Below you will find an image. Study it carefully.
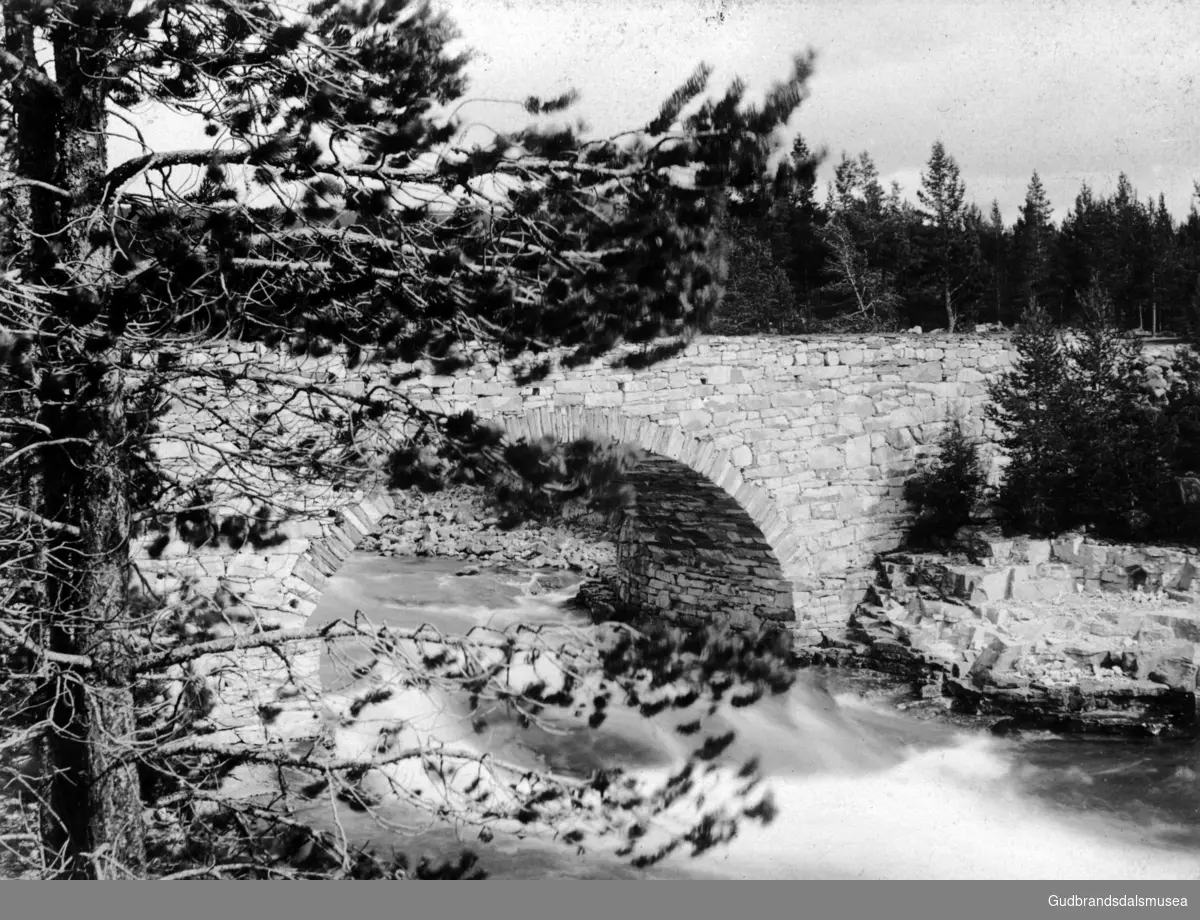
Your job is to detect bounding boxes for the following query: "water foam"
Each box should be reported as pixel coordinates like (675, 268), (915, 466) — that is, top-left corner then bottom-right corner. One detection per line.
(663, 735), (1198, 879)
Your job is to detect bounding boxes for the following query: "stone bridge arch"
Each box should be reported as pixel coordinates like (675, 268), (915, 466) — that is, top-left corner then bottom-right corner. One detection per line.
(493, 406), (796, 628)
(137, 330), (1069, 671)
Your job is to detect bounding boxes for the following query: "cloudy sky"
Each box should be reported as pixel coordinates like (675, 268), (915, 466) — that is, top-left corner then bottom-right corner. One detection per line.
(436, 0), (1200, 223)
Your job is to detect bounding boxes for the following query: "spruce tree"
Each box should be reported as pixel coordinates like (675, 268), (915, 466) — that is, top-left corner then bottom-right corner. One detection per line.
(915, 140), (968, 330)
(986, 301), (1073, 533)
(1011, 171), (1056, 317)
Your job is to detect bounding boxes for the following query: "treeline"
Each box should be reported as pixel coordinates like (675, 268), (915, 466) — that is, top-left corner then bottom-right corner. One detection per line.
(711, 137), (1200, 336)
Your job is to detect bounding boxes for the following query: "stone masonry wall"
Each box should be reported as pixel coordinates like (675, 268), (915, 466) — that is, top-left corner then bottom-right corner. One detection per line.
(613, 455), (794, 630)
(411, 333), (1023, 634)
(139, 333), (1188, 657)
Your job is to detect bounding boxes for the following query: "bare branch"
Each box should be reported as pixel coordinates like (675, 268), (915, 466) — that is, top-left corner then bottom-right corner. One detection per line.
(0, 504), (82, 538)
(0, 621), (94, 670)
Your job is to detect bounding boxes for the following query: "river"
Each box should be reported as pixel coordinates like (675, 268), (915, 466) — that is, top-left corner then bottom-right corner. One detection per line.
(298, 553), (1200, 879)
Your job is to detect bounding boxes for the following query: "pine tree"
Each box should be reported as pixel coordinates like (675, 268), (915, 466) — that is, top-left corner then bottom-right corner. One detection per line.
(0, 0), (810, 879)
(1065, 284), (1159, 535)
(1108, 173), (1156, 329)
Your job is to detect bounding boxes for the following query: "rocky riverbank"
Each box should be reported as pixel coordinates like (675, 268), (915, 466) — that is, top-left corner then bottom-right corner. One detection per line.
(359, 487), (618, 578)
(796, 527), (1200, 738)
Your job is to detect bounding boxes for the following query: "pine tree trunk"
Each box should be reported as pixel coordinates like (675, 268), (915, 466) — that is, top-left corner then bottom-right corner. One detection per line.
(944, 279), (956, 332)
(41, 367), (146, 878)
(18, 7), (148, 877)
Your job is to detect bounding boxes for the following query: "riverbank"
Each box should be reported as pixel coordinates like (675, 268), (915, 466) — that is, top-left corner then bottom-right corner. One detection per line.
(792, 528), (1200, 739)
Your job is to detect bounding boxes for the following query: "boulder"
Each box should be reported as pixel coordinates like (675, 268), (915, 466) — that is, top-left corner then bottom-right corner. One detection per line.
(1133, 642), (1198, 688)
(1147, 656), (1199, 690)
(1173, 560), (1200, 592)
(967, 636), (1029, 686)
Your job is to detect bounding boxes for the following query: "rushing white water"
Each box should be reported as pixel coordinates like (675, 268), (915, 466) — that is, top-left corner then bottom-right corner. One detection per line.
(304, 554), (1200, 880)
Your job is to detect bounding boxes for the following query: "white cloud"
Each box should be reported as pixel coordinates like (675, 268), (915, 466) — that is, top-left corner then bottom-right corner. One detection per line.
(439, 0), (1200, 222)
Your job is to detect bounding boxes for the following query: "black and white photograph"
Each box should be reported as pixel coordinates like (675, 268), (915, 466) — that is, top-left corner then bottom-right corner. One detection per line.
(0, 0), (1198, 904)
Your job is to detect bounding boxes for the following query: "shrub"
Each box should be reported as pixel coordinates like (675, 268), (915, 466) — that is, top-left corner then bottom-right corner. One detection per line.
(904, 419), (988, 546)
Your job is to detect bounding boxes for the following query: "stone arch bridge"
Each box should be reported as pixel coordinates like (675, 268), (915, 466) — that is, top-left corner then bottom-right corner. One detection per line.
(133, 331), (1194, 747)
(142, 333), (1041, 651)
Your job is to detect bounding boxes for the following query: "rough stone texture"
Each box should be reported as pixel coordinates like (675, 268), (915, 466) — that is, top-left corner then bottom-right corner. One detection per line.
(801, 526), (1200, 736)
(405, 333), (1026, 633)
(134, 334), (1192, 645)
(614, 455), (793, 629)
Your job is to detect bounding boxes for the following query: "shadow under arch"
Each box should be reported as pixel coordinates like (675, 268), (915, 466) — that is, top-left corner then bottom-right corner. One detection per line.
(494, 406), (796, 629)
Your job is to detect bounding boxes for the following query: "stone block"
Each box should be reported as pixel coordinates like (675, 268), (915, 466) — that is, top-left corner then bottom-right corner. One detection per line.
(1050, 533), (1086, 564)
(1145, 612), (1200, 643)
(1088, 620), (1129, 638)
(1174, 560), (1200, 591)
(844, 435), (872, 469)
(1134, 642), (1199, 688)
(968, 637), (1029, 685)
(834, 395), (874, 418)
(980, 604), (1010, 627)
(1008, 565), (1076, 602)
(1147, 655), (1199, 690)
(919, 598), (974, 622)
(809, 445), (843, 470)
(1014, 538), (1051, 566)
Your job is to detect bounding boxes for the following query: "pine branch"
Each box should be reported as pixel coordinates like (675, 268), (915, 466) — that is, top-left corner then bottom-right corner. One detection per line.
(227, 257), (403, 278)
(151, 739), (582, 788)
(0, 176), (73, 199)
(101, 147), (254, 202)
(132, 618), (523, 674)
(0, 724), (45, 756)
(0, 621), (93, 670)
(0, 48), (61, 99)
(0, 504), (82, 538)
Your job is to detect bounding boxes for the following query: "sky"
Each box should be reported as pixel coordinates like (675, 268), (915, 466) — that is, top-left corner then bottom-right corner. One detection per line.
(433, 0), (1200, 223)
